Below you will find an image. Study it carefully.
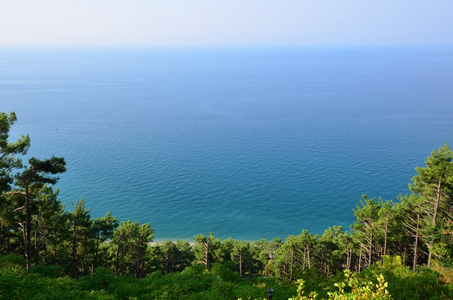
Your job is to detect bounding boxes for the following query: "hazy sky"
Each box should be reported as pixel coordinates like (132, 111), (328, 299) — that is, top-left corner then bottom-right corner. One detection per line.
(1, 0), (452, 45)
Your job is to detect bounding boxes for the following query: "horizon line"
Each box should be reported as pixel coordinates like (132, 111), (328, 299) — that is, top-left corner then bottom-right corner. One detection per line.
(1, 42), (452, 48)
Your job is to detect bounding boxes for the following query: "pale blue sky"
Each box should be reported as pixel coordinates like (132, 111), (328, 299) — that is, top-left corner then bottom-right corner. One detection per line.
(1, 0), (452, 45)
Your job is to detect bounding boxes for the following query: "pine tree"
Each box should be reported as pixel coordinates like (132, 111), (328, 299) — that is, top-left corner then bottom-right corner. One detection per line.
(15, 156), (66, 268)
(409, 143), (453, 265)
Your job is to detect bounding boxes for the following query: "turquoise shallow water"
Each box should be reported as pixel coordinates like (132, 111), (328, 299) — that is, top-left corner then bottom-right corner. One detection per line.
(1, 46), (453, 241)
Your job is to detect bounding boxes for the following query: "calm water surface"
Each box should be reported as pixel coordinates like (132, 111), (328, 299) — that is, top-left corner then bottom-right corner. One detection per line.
(1, 45), (452, 241)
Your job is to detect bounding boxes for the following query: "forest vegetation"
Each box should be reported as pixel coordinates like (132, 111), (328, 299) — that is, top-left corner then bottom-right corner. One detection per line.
(1, 111), (453, 299)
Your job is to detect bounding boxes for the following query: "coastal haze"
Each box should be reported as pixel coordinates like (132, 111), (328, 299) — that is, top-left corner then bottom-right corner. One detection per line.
(1, 46), (453, 240)
(1, 1), (453, 46)
(1, 1), (453, 241)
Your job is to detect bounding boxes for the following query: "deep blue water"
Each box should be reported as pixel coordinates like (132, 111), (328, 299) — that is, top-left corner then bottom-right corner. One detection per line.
(1, 45), (452, 241)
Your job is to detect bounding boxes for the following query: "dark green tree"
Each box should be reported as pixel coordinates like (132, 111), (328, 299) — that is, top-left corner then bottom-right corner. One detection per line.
(231, 240), (251, 276)
(154, 240), (194, 274)
(0, 112), (30, 255)
(69, 199), (92, 277)
(319, 226), (352, 276)
(31, 185), (64, 265)
(15, 156), (66, 268)
(91, 212), (118, 269)
(160, 240), (178, 274)
(112, 220), (154, 277)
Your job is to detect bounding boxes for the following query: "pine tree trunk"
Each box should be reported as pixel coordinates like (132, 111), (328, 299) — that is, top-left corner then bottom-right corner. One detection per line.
(413, 213), (420, 272)
(368, 230), (373, 267)
(346, 246), (351, 270)
(71, 222), (78, 277)
(43, 230), (47, 263)
(94, 231), (100, 269)
(82, 236), (88, 276)
(433, 176), (443, 227)
(290, 250), (294, 280)
(402, 239), (407, 265)
(7, 229), (11, 254)
(239, 252), (242, 276)
(303, 248), (306, 270)
(427, 177), (444, 267)
(52, 234), (57, 264)
(135, 236), (142, 277)
(25, 184), (31, 269)
(358, 246), (363, 272)
(204, 242), (209, 269)
(34, 216), (40, 266)
(284, 253), (288, 275)
(384, 212), (389, 257)
(115, 240), (121, 276)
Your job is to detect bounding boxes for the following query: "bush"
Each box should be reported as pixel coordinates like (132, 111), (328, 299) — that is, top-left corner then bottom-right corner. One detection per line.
(77, 267), (116, 293)
(29, 264), (64, 278)
(0, 254), (27, 275)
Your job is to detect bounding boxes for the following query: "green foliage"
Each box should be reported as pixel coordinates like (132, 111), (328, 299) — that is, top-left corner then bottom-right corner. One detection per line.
(0, 267), (117, 299)
(364, 258), (453, 299)
(211, 261), (242, 282)
(111, 220), (154, 277)
(352, 195), (391, 269)
(0, 254), (27, 274)
(288, 270), (391, 299)
(15, 156), (67, 188)
(77, 267), (115, 292)
(376, 255), (402, 270)
(326, 270), (391, 299)
(29, 264), (64, 278)
(150, 240), (195, 274)
(289, 279), (318, 299)
(0, 111), (30, 193)
(2, 257), (453, 300)
(409, 143), (453, 263)
(193, 232), (221, 269)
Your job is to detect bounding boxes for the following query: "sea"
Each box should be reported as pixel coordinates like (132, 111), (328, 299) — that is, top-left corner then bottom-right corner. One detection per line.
(0, 45), (452, 241)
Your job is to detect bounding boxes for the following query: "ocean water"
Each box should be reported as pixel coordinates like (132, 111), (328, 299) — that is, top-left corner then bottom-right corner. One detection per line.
(1, 45), (452, 241)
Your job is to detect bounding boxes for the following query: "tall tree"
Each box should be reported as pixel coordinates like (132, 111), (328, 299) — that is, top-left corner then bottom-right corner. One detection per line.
(377, 200), (396, 258)
(396, 194), (427, 271)
(231, 240), (251, 276)
(91, 212), (118, 270)
(0, 112), (30, 253)
(409, 143), (453, 264)
(352, 195), (382, 269)
(160, 240), (179, 275)
(112, 220), (154, 277)
(15, 156), (66, 268)
(69, 199), (92, 277)
(193, 232), (220, 269)
(319, 226), (352, 275)
(274, 232), (317, 280)
(31, 185), (63, 265)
